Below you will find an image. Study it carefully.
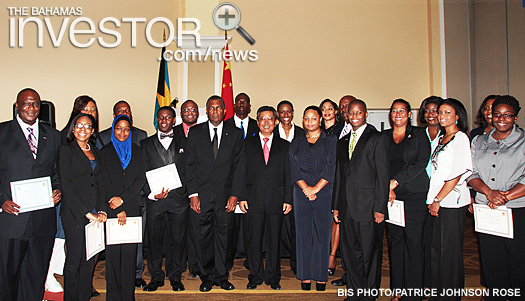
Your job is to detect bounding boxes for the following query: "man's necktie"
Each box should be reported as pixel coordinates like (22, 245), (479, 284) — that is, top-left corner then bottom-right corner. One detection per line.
(27, 127), (37, 158)
(263, 137), (270, 165)
(348, 132), (357, 160)
(340, 124), (350, 139)
(160, 132), (174, 139)
(240, 120), (246, 139)
(212, 128), (218, 159)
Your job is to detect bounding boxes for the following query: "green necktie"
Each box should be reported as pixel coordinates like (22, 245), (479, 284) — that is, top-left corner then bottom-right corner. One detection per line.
(348, 132), (357, 159)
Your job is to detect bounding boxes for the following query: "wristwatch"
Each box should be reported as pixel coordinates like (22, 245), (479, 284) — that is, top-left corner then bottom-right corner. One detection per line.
(433, 197), (441, 204)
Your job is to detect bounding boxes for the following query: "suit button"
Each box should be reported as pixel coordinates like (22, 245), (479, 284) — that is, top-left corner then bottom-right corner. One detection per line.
(91, 184), (94, 187)
(91, 173), (93, 176)
(494, 152), (497, 155)
(492, 164), (496, 168)
(491, 178), (495, 181)
(123, 172), (126, 175)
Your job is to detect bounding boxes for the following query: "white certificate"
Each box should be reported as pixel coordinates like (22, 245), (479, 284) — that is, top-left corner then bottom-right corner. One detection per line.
(473, 204), (514, 239)
(145, 163), (182, 197)
(85, 222), (105, 261)
(106, 217), (142, 245)
(10, 176), (54, 213)
(386, 200), (405, 227)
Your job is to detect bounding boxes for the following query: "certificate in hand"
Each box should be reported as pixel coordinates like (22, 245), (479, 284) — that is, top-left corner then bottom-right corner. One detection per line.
(473, 204), (514, 239)
(106, 217), (143, 245)
(10, 176), (54, 213)
(85, 222), (105, 261)
(145, 163), (182, 196)
(386, 200), (405, 227)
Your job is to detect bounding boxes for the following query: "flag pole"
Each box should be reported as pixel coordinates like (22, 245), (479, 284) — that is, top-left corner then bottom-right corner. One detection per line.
(163, 29), (166, 42)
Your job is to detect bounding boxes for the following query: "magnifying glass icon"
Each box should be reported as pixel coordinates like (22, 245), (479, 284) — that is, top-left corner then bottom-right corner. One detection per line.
(212, 3), (255, 45)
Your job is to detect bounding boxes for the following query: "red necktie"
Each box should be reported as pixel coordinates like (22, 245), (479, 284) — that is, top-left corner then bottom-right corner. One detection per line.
(263, 138), (269, 165)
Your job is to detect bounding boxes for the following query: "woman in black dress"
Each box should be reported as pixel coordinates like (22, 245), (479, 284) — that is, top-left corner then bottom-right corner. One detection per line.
(59, 113), (106, 300)
(289, 106), (337, 291)
(383, 99), (430, 300)
(470, 95), (500, 139)
(320, 98), (339, 136)
(99, 115), (146, 301)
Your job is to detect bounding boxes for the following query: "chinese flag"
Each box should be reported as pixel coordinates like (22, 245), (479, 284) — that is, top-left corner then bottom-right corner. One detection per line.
(221, 43), (234, 120)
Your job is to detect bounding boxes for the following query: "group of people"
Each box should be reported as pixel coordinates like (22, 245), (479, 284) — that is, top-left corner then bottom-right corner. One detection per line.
(0, 87), (523, 301)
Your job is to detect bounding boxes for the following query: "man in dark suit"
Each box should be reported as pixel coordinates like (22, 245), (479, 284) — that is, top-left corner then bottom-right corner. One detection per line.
(224, 92), (258, 270)
(0, 88), (62, 300)
(141, 106), (188, 292)
(186, 95), (246, 292)
(240, 106), (292, 290)
(174, 99), (199, 139)
(333, 99), (389, 301)
(273, 100), (303, 275)
(98, 100), (148, 287)
(173, 99), (200, 279)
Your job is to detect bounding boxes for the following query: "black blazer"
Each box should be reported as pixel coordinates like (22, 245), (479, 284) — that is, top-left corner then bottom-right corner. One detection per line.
(224, 117), (258, 138)
(244, 135), (292, 214)
(0, 119), (61, 238)
(333, 125), (390, 222)
(382, 125), (430, 194)
(273, 124), (305, 142)
(185, 122), (247, 208)
(58, 141), (102, 220)
(99, 126), (148, 146)
(99, 143), (146, 217)
(140, 133), (187, 200)
(173, 124), (186, 139)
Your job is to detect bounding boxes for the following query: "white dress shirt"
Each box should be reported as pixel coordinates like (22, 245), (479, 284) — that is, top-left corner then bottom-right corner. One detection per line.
(259, 132), (273, 151)
(234, 115), (250, 138)
(17, 115), (39, 158)
(208, 121), (224, 148)
(157, 130), (173, 150)
(278, 123), (296, 142)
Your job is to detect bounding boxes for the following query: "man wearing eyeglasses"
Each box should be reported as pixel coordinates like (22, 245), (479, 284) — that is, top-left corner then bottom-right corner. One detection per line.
(174, 100), (200, 139)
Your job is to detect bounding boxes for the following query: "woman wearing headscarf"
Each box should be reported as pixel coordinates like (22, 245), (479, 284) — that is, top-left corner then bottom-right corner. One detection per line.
(99, 115), (146, 300)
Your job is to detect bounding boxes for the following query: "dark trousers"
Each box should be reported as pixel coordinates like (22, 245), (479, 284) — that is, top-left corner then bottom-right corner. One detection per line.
(190, 202), (232, 283)
(281, 208), (297, 271)
(146, 198), (188, 282)
(186, 220), (200, 275)
(244, 211), (284, 285)
(226, 211), (245, 270)
(135, 204), (146, 279)
(341, 216), (384, 301)
(423, 212), (433, 288)
(430, 205), (468, 301)
(0, 224), (54, 301)
(62, 216), (95, 301)
(106, 243), (137, 301)
(387, 208), (426, 301)
(479, 207), (525, 301)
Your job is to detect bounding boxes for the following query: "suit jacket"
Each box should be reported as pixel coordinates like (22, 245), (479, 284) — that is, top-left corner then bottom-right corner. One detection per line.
(382, 125), (430, 194)
(244, 135), (292, 214)
(224, 117), (258, 138)
(140, 133), (187, 200)
(0, 119), (61, 238)
(185, 122), (247, 208)
(174, 124), (186, 139)
(99, 143), (146, 217)
(99, 126), (148, 146)
(333, 125), (390, 222)
(272, 124), (305, 142)
(58, 141), (102, 220)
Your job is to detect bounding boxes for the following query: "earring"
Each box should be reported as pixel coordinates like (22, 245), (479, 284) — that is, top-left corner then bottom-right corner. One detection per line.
(456, 120), (458, 124)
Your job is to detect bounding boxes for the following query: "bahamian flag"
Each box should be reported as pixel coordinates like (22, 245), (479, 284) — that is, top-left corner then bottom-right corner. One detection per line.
(154, 46), (171, 129)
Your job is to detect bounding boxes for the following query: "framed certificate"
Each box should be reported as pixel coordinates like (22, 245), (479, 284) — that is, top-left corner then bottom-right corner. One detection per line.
(106, 217), (143, 245)
(85, 222), (105, 261)
(145, 163), (182, 196)
(473, 204), (514, 239)
(10, 176), (54, 213)
(386, 200), (405, 227)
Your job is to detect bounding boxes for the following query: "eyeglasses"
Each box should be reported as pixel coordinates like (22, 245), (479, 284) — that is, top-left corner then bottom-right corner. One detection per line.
(493, 113), (515, 120)
(182, 108), (197, 113)
(74, 123), (93, 130)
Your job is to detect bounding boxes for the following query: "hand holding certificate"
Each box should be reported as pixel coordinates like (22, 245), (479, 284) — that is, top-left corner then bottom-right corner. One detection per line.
(85, 221), (105, 260)
(10, 176), (54, 213)
(145, 163), (182, 199)
(473, 204), (514, 239)
(106, 217), (143, 245)
(386, 200), (405, 227)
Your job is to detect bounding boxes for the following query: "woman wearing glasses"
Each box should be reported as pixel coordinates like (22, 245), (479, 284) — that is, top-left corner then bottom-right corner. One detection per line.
(426, 98), (472, 300)
(468, 96), (525, 299)
(58, 113), (106, 300)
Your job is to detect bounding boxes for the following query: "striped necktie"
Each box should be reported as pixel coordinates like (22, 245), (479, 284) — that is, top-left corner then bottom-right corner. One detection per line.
(27, 127), (37, 158)
(348, 132), (357, 160)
